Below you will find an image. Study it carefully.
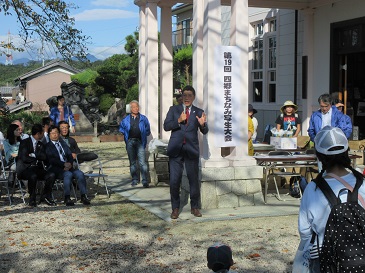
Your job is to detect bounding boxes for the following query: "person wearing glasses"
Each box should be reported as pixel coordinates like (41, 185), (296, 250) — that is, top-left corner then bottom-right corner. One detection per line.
(308, 93), (352, 142)
(163, 85), (208, 219)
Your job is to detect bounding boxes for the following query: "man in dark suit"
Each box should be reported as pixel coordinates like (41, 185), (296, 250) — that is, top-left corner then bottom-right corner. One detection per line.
(163, 85), (208, 219)
(16, 124), (56, 207)
(58, 120), (80, 158)
(45, 125), (90, 206)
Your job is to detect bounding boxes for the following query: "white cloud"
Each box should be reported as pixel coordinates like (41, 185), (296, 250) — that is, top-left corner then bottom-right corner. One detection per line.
(73, 9), (138, 21)
(91, 0), (130, 8)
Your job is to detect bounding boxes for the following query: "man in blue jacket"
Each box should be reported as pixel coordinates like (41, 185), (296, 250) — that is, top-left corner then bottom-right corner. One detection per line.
(119, 100), (151, 188)
(308, 93), (352, 142)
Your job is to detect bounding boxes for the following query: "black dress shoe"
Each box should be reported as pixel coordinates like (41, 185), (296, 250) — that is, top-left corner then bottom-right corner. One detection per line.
(142, 183), (149, 188)
(29, 199), (37, 207)
(64, 196), (75, 206)
(81, 194), (91, 205)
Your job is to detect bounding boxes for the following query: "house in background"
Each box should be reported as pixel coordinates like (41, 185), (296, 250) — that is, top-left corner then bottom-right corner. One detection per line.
(15, 59), (80, 112)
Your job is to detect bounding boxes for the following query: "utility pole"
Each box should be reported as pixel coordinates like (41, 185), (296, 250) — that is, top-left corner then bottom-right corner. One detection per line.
(5, 30), (13, 65)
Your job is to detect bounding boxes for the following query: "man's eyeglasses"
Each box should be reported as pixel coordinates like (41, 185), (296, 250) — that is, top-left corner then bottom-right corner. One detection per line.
(182, 94), (194, 98)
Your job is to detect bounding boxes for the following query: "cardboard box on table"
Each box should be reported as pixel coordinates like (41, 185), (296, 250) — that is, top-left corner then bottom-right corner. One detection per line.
(270, 137), (297, 149)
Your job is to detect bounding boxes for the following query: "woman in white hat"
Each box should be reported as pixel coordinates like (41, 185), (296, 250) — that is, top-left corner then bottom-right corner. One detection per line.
(275, 100), (301, 137)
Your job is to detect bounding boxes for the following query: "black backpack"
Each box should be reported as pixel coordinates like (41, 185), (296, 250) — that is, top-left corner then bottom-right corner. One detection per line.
(314, 175), (365, 273)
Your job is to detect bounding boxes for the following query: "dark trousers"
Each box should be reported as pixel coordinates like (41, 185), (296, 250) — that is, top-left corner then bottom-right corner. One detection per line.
(169, 146), (200, 210)
(18, 166), (55, 199)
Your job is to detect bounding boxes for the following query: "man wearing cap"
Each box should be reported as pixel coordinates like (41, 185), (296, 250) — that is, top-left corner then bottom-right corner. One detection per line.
(164, 85), (208, 219)
(275, 101), (301, 137)
(308, 93), (352, 142)
(207, 242), (236, 273)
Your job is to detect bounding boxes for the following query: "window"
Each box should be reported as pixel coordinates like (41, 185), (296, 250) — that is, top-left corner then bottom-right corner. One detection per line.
(269, 20), (277, 32)
(252, 39), (263, 70)
(268, 71), (276, 102)
(250, 17), (277, 103)
(253, 22), (264, 36)
(269, 37), (276, 68)
(253, 81), (263, 102)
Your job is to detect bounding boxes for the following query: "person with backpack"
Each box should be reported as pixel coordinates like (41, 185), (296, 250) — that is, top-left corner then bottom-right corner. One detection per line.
(296, 126), (365, 272)
(275, 100), (301, 137)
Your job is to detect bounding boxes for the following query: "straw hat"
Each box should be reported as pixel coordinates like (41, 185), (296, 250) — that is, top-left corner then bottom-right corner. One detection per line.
(280, 100), (298, 113)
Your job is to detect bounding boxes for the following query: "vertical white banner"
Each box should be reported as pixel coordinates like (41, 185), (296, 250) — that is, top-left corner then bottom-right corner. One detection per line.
(214, 46), (242, 147)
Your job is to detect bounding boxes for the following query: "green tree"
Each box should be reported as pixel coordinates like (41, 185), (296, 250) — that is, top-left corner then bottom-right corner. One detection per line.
(94, 31), (139, 99)
(0, 0), (88, 62)
(173, 45), (193, 88)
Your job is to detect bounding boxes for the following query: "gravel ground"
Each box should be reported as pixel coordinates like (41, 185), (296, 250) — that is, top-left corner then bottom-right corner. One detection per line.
(0, 142), (299, 273)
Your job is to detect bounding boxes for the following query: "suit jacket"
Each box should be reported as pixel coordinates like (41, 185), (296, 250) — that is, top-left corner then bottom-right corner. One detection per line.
(62, 136), (81, 154)
(45, 139), (74, 174)
(163, 104), (208, 158)
(16, 137), (47, 176)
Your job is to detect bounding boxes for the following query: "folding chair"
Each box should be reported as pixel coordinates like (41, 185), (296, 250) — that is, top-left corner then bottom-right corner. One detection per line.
(53, 178), (78, 201)
(0, 150), (26, 205)
(266, 151), (303, 201)
(76, 152), (110, 198)
(0, 151), (12, 204)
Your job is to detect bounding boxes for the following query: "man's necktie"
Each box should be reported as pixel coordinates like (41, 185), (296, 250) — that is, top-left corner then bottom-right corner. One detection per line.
(185, 107), (190, 124)
(55, 142), (66, 162)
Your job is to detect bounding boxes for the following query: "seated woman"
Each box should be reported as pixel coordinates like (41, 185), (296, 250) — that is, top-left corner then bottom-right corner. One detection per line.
(3, 123), (22, 171)
(275, 100), (301, 137)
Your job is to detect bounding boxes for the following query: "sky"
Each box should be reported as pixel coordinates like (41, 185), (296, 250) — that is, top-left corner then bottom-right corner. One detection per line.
(0, 0), (141, 64)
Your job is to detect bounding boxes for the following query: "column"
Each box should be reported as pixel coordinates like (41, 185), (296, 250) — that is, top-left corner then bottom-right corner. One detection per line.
(137, 4), (146, 114)
(301, 10), (314, 135)
(229, 0), (252, 162)
(145, 0), (159, 139)
(159, 3), (173, 140)
(193, 0), (204, 108)
(202, 0), (228, 167)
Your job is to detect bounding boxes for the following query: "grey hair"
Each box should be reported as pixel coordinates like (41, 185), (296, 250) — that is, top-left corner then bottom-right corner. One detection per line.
(129, 100), (139, 106)
(318, 93), (332, 105)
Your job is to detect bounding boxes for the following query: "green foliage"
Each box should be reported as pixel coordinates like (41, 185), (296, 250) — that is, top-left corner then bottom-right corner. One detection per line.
(71, 69), (102, 97)
(99, 94), (115, 115)
(94, 32), (139, 99)
(125, 84), (139, 104)
(0, 63), (43, 86)
(0, 111), (45, 135)
(173, 45), (193, 88)
(0, 0), (88, 62)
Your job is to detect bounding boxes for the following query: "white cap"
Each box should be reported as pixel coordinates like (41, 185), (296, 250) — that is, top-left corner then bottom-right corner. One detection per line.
(314, 126), (348, 155)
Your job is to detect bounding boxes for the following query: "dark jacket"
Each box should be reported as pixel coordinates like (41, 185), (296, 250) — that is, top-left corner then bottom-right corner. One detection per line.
(16, 137), (47, 176)
(163, 104), (208, 159)
(45, 139), (73, 174)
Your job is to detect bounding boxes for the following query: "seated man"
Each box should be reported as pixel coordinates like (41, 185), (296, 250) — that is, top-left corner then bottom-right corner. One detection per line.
(45, 125), (91, 206)
(58, 120), (80, 159)
(41, 117), (53, 144)
(16, 124), (56, 207)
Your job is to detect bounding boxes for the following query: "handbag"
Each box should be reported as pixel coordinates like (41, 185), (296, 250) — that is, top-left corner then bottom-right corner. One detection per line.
(292, 233), (316, 273)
